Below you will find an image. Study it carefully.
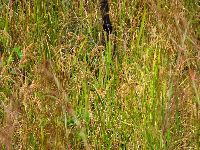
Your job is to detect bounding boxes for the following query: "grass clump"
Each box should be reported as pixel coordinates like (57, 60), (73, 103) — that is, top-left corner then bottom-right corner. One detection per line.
(0, 0), (199, 149)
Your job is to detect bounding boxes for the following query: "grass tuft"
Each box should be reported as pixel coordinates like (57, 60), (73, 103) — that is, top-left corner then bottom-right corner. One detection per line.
(0, 0), (199, 149)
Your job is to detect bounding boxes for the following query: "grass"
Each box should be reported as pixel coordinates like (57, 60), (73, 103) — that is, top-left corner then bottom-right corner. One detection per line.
(0, 0), (199, 149)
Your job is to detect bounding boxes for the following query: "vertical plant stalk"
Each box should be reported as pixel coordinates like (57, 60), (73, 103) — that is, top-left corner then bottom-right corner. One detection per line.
(100, 0), (117, 59)
(100, 0), (113, 38)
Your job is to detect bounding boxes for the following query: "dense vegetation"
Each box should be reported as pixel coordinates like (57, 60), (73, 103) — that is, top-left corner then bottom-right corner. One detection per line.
(0, 0), (199, 149)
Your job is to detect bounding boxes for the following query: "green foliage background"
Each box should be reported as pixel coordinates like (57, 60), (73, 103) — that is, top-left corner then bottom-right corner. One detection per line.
(0, 0), (199, 149)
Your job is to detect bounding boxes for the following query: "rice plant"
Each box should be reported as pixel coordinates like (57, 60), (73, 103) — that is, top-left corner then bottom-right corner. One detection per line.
(0, 0), (199, 149)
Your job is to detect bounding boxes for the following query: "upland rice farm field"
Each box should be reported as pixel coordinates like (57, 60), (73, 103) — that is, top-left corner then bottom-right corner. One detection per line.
(8, 0), (113, 36)
(0, 0), (199, 149)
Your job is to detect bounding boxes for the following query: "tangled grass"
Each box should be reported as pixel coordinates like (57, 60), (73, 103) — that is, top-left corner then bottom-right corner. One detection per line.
(0, 0), (199, 149)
